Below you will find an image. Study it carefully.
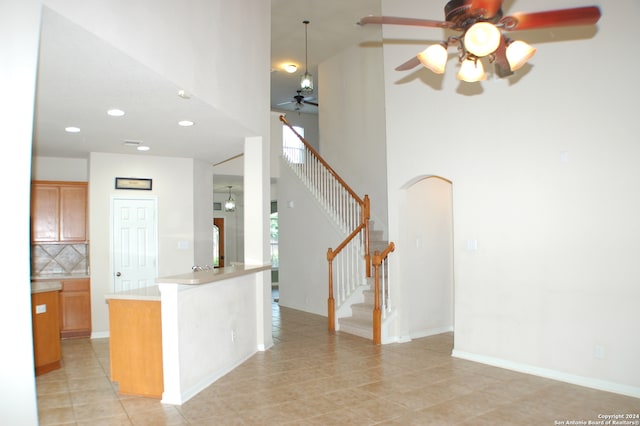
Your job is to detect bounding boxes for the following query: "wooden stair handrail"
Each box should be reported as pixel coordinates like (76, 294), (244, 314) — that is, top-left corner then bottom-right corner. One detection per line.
(373, 242), (395, 345)
(280, 115), (363, 204)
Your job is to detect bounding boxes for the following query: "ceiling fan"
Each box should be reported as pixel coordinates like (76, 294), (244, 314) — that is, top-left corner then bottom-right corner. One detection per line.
(277, 90), (318, 111)
(359, 0), (601, 82)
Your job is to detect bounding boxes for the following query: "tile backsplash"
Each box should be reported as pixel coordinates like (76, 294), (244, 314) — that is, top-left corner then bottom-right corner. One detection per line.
(32, 244), (89, 276)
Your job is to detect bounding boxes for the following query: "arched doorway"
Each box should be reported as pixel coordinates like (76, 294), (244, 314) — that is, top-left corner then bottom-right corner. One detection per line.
(403, 176), (454, 337)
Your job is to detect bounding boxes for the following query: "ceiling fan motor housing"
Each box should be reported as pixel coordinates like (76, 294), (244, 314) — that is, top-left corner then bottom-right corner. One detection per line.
(445, 0), (503, 29)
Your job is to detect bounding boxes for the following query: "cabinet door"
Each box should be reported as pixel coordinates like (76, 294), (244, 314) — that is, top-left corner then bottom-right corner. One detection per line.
(32, 291), (61, 375)
(60, 185), (87, 242)
(59, 279), (91, 338)
(31, 185), (60, 242)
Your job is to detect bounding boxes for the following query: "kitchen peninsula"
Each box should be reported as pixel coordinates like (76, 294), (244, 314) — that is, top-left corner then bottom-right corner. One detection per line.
(105, 263), (272, 404)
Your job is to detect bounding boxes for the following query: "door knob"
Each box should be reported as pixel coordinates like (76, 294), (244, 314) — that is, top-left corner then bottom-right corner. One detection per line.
(116, 272), (121, 277)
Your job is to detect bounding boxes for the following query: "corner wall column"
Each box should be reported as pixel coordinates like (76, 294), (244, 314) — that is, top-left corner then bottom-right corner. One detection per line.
(244, 136), (273, 351)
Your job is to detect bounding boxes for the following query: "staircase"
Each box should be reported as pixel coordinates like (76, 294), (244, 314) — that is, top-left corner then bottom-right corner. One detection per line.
(338, 225), (389, 340)
(279, 115), (395, 343)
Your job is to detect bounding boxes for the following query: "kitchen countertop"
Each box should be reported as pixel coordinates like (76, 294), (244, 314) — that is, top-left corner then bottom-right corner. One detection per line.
(105, 285), (161, 301)
(156, 264), (272, 285)
(104, 264), (271, 301)
(31, 281), (62, 294)
(32, 274), (90, 281)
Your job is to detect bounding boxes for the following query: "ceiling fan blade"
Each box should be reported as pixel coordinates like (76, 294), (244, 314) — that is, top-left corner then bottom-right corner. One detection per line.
(500, 6), (601, 31)
(303, 100), (318, 106)
(359, 15), (453, 29)
(395, 56), (421, 71)
(492, 35), (513, 78)
(470, 0), (503, 18)
(276, 100), (294, 106)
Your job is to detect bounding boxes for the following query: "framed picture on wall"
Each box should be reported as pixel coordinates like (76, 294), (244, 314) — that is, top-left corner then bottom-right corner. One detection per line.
(115, 177), (153, 190)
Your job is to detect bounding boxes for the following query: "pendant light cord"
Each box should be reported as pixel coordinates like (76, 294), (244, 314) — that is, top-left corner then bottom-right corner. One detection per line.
(303, 20), (310, 73)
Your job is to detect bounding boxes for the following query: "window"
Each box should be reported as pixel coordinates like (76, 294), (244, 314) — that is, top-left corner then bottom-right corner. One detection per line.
(283, 125), (304, 164)
(213, 224), (220, 267)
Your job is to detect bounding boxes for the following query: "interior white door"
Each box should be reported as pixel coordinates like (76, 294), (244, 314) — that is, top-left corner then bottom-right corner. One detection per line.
(112, 197), (158, 292)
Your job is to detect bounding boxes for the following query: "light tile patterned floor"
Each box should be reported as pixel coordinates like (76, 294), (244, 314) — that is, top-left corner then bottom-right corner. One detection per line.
(36, 293), (639, 425)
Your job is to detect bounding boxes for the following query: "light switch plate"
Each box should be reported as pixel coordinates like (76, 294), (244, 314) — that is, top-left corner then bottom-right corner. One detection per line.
(35, 304), (47, 314)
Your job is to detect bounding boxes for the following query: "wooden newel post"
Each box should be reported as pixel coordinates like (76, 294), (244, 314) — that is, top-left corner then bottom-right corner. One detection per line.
(327, 248), (336, 333)
(363, 195), (371, 278)
(373, 250), (382, 345)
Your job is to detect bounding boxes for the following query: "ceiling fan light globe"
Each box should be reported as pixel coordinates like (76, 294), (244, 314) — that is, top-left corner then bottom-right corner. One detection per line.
(457, 58), (486, 82)
(464, 22), (501, 57)
(417, 44), (448, 74)
(506, 40), (537, 71)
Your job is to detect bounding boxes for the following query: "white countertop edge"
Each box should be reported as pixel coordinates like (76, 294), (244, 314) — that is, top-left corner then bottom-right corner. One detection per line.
(104, 265), (271, 300)
(156, 264), (272, 285)
(105, 285), (161, 301)
(32, 275), (90, 281)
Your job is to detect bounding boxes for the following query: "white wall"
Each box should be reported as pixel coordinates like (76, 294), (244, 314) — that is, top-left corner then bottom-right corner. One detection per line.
(278, 163), (344, 316)
(160, 274), (258, 404)
(382, 0), (640, 396)
(0, 1), (41, 424)
(193, 160), (214, 266)
(320, 41), (389, 233)
(89, 153), (198, 335)
(32, 156), (88, 181)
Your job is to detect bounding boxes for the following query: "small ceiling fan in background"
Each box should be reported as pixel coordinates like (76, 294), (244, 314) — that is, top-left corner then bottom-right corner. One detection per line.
(277, 90), (319, 111)
(359, 0), (601, 82)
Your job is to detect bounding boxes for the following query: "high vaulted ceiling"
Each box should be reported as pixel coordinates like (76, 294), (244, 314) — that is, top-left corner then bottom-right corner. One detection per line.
(33, 1), (380, 166)
(270, 0), (380, 113)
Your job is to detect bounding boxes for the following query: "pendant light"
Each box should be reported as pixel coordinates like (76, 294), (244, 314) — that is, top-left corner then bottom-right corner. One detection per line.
(300, 20), (314, 94)
(224, 186), (236, 212)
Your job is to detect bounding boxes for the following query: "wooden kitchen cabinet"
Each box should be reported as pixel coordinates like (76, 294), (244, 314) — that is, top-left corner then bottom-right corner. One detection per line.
(59, 278), (91, 338)
(32, 289), (62, 375)
(31, 181), (88, 242)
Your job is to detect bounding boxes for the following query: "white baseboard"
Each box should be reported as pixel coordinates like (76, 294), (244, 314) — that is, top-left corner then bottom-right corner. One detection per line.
(91, 331), (109, 339)
(162, 351), (256, 405)
(410, 326), (454, 340)
(452, 349), (640, 399)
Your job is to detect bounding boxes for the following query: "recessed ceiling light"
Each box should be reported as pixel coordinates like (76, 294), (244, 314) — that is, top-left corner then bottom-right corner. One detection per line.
(107, 109), (125, 117)
(178, 120), (194, 127)
(284, 64), (297, 73)
(65, 126), (81, 133)
(137, 145), (150, 151)
(178, 90), (191, 99)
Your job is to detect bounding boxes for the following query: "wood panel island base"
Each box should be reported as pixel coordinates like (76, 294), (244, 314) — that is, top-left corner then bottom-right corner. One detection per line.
(105, 264), (272, 404)
(108, 295), (163, 398)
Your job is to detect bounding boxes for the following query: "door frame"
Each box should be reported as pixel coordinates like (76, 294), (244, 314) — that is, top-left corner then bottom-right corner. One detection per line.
(214, 217), (225, 267)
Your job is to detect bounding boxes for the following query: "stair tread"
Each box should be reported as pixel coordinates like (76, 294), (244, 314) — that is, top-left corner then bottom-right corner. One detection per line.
(340, 316), (372, 327)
